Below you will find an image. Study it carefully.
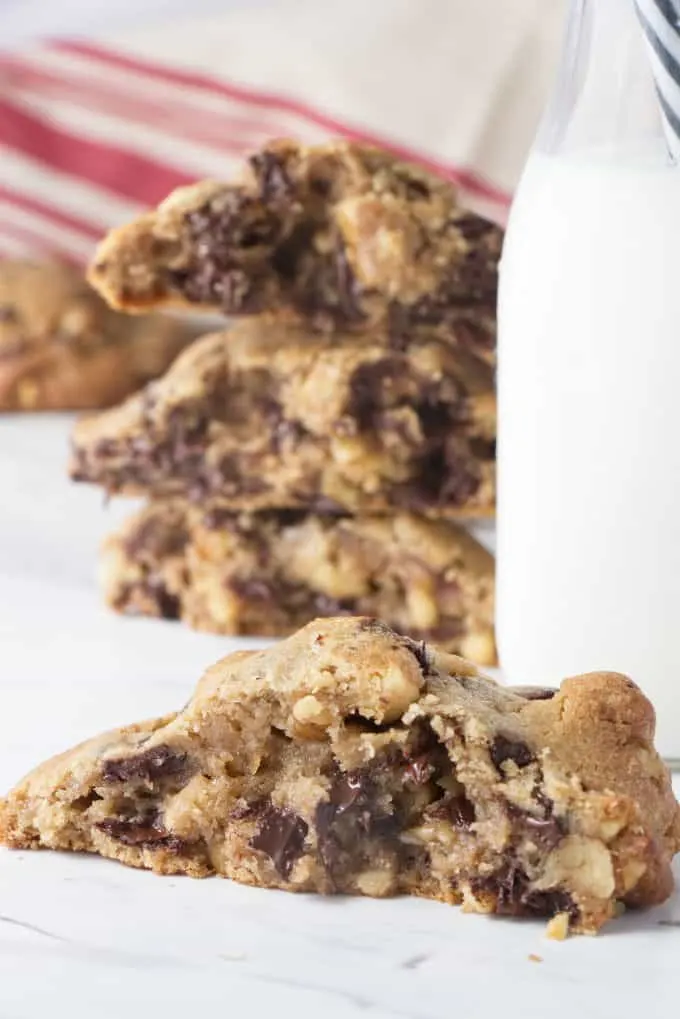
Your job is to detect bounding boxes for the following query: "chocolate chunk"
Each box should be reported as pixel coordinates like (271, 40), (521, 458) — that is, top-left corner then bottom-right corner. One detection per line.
(467, 438), (496, 461)
(314, 802), (343, 873)
(102, 744), (189, 783)
(269, 222), (311, 282)
(416, 391), (460, 438)
(455, 212), (498, 244)
(404, 178), (431, 200)
(203, 506), (297, 534)
(429, 794), (476, 829)
(272, 417), (308, 451)
(230, 798), (268, 821)
(201, 506), (237, 531)
(397, 443), (482, 511)
(146, 579), (182, 621)
(508, 804), (564, 851)
(533, 788), (555, 815)
(230, 576), (276, 604)
(404, 754), (436, 786)
(345, 358), (461, 441)
(473, 863), (578, 920)
(96, 814), (191, 853)
(402, 723), (454, 793)
(176, 193), (287, 312)
(437, 453), (483, 506)
(344, 713), (393, 733)
(71, 790), (103, 810)
(208, 508), (307, 533)
(309, 176), (332, 198)
(519, 813), (564, 851)
(273, 509), (311, 533)
(359, 620), (440, 673)
(0, 304), (18, 323)
(346, 358), (394, 429)
(386, 305), (415, 352)
(521, 887), (578, 919)
(249, 150), (296, 202)
(490, 735), (534, 771)
(249, 803), (308, 879)
(230, 574), (356, 621)
(124, 517), (189, 560)
(508, 686), (557, 702)
(451, 318), (495, 357)
(406, 224), (499, 321)
(315, 766), (400, 878)
(193, 192), (283, 251)
(210, 455), (268, 496)
(329, 772), (363, 811)
(346, 357), (404, 430)
(93, 437), (119, 458)
(331, 245), (365, 325)
(400, 635), (436, 677)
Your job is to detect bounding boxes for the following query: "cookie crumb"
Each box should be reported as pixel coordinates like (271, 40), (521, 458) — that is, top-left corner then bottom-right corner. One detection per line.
(546, 912), (570, 941)
(528, 953), (543, 963)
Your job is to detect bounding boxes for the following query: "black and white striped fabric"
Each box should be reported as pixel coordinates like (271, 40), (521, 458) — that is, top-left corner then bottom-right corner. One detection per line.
(635, 0), (680, 157)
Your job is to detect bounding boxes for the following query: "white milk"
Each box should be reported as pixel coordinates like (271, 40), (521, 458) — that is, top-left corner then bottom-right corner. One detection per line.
(497, 145), (680, 759)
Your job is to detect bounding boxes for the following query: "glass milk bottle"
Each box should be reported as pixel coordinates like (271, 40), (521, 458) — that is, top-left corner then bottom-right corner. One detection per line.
(497, 0), (680, 760)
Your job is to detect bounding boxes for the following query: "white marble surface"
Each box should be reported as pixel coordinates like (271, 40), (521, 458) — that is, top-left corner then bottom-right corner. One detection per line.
(1, 414), (680, 1019)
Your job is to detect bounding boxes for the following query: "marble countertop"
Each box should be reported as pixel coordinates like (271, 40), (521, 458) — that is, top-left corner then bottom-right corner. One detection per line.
(1, 415), (678, 1019)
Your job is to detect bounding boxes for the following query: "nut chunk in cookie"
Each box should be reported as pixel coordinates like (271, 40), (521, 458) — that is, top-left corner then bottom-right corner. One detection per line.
(1, 618), (678, 934)
(0, 260), (193, 411)
(101, 501), (497, 663)
(87, 140), (501, 364)
(69, 320), (495, 517)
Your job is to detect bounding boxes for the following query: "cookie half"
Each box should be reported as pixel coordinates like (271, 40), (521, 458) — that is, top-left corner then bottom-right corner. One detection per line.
(69, 319), (495, 517)
(88, 139), (501, 364)
(0, 260), (193, 411)
(2, 617), (678, 934)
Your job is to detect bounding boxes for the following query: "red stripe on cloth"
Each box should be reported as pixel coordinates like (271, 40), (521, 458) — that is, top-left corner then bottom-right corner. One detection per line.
(0, 57), (281, 154)
(0, 220), (80, 265)
(50, 40), (511, 207)
(0, 182), (101, 240)
(0, 97), (196, 205)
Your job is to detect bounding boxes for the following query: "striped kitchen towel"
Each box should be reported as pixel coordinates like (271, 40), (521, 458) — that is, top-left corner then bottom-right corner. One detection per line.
(0, 0), (566, 265)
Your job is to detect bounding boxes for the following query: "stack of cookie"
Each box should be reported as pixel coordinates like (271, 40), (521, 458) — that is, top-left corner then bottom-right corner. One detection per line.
(74, 140), (501, 663)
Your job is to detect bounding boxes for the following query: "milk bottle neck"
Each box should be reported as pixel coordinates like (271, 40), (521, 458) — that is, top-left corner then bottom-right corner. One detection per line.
(538, 0), (668, 159)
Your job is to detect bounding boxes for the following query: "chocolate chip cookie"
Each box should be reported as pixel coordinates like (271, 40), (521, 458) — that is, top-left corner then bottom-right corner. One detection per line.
(1, 617), (677, 934)
(87, 140), (501, 364)
(0, 260), (194, 411)
(70, 319), (495, 517)
(101, 501), (496, 662)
